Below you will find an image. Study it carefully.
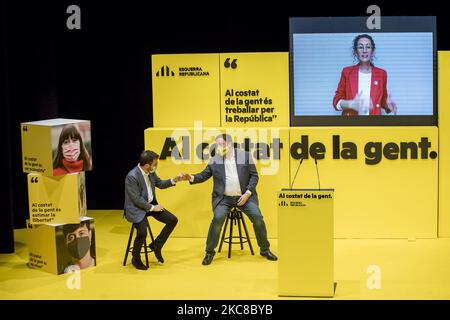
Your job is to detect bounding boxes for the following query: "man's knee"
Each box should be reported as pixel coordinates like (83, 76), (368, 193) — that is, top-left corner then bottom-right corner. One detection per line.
(212, 213), (227, 226)
(170, 215), (179, 226)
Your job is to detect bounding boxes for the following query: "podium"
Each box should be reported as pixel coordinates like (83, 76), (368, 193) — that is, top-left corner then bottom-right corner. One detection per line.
(278, 188), (334, 297)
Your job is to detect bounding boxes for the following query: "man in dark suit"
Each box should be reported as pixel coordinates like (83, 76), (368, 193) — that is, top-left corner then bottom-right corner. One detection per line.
(184, 134), (277, 265)
(124, 150), (180, 270)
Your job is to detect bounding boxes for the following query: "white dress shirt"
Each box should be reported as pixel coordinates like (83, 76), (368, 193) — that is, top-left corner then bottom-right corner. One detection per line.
(357, 71), (372, 115)
(224, 150), (242, 196)
(190, 150), (252, 196)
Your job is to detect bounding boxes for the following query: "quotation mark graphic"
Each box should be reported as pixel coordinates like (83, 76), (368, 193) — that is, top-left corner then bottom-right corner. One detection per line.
(30, 177), (39, 183)
(22, 126), (28, 132)
(224, 58), (238, 69)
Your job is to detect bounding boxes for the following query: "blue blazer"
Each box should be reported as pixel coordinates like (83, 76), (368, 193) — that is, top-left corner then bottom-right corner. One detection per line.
(124, 165), (174, 223)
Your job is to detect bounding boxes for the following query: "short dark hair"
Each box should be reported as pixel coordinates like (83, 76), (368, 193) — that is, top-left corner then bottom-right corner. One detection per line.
(216, 133), (233, 143)
(139, 150), (159, 166)
(63, 220), (92, 238)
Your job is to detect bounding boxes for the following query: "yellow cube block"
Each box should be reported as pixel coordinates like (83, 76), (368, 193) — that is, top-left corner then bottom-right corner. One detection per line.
(21, 118), (92, 176)
(28, 172), (87, 225)
(27, 217), (96, 275)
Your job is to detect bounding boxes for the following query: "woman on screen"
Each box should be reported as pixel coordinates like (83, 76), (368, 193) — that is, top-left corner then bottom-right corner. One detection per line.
(333, 34), (397, 116)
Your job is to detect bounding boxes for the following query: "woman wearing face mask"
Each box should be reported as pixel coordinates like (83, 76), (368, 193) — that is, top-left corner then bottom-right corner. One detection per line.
(63, 220), (96, 273)
(53, 124), (92, 176)
(333, 34), (397, 116)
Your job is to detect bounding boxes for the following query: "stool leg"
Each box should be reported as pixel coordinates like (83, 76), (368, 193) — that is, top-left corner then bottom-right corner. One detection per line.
(123, 224), (135, 266)
(143, 237), (149, 268)
(237, 212), (244, 250)
(228, 214), (234, 258)
(218, 213), (230, 253)
(241, 214), (255, 255)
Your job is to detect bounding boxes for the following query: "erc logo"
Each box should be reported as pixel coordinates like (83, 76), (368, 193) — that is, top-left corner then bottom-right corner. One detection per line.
(156, 65), (175, 77)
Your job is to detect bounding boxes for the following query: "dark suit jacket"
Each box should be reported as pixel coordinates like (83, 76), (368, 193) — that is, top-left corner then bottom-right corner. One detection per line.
(190, 149), (259, 210)
(333, 64), (389, 116)
(124, 165), (174, 223)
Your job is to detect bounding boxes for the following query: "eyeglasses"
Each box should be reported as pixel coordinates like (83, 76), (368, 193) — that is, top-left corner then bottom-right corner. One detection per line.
(356, 45), (373, 51)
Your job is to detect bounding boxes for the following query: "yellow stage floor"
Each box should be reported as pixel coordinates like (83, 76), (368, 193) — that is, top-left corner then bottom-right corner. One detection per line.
(1, 210), (450, 300)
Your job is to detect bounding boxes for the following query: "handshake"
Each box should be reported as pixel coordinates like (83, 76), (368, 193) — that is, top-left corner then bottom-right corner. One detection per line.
(173, 173), (193, 183)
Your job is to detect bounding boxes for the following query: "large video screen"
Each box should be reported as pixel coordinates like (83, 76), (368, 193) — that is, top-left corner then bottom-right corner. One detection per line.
(290, 17), (436, 126)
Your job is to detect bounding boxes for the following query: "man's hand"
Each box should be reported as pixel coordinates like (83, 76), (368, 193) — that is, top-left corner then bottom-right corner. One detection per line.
(237, 192), (251, 206)
(180, 173), (193, 181)
(153, 204), (165, 212)
(173, 173), (184, 182)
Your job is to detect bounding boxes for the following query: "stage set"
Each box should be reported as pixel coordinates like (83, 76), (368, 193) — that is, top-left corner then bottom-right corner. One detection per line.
(1, 14), (450, 300)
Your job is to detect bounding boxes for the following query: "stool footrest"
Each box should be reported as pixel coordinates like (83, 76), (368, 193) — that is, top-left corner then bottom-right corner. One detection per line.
(218, 208), (255, 258)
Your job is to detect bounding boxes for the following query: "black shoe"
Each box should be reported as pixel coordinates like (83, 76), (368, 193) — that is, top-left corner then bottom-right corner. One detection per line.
(149, 242), (164, 264)
(202, 252), (215, 265)
(260, 250), (278, 261)
(131, 257), (148, 270)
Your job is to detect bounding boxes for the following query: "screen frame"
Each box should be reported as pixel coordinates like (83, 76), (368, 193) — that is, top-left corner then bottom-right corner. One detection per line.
(289, 16), (437, 126)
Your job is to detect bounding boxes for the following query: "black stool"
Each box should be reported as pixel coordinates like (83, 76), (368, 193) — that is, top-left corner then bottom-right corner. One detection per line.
(218, 207), (255, 258)
(123, 217), (155, 268)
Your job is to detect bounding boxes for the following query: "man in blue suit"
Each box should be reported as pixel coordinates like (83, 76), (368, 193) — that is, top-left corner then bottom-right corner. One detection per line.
(124, 150), (180, 270)
(184, 134), (278, 265)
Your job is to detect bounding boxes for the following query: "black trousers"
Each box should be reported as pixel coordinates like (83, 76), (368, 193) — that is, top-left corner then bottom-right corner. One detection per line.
(132, 209), (178, 259)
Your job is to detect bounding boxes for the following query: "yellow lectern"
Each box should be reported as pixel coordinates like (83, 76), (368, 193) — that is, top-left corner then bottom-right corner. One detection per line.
(278, 188), (334, 297)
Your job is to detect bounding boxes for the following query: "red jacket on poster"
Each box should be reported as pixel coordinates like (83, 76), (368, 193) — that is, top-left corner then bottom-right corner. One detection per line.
(333, 64), (389, 116)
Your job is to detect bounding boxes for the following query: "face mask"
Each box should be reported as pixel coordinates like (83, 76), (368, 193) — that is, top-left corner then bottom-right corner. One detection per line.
(67, 236), (91, 260)
(62, 139), (81, 162)
(216, 146), (229, 157)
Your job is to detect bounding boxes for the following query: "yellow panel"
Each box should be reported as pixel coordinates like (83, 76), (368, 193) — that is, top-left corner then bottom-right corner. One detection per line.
(278, 190), (334, 297)
(219, 52), (289, 127)
(151, 54), (221, 127)
(289, 127), (438, 238)
(21, 124), (52, 175)
(144, 127), (437, 239)
(28, 173), (82, 224)
(144, 127), (290, 238)
(27, 224), (57, 274)
(439, 51), (450, 237)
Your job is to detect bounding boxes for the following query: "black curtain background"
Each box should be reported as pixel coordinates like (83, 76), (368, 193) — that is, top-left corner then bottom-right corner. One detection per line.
(2, 0), (449, 252)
